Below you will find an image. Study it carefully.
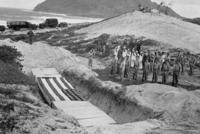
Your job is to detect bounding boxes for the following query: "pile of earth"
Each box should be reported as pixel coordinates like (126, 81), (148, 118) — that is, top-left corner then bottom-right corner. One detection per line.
(0, 39), (97, 79)
(77, 11), (200, 53)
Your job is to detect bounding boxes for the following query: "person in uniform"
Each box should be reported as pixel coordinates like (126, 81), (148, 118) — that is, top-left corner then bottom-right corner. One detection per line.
(110, 46), (119, 75)
(152, 58), (160, 83)
(161, 60), (170, 84)
(172, 60), (181, 87)
(120, 46), (127, 81)
(133, 55), (140, 80)
(189, 56), (196, 76)
(117, 45), (123, 74)
(142, 52), (148, 82)
(124, 48), (131, 78)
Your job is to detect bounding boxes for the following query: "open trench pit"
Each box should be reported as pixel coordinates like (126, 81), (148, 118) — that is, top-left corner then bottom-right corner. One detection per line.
(62, 71), (156, 125)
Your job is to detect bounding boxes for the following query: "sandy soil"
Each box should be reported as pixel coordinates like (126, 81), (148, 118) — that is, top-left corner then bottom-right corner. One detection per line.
(77, 11), (200, 53)
(0, 39), (97, 79)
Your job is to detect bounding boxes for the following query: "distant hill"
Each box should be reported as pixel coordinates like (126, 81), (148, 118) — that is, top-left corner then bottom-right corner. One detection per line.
(34, 0), (180, 18)
(77, 11), (200, 53)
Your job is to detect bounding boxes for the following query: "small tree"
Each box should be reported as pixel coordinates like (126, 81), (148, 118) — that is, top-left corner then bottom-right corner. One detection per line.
(0, 45), (22, 69)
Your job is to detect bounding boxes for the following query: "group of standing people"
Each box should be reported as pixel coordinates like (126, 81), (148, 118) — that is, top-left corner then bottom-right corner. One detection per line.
(110, 41), (197, 87)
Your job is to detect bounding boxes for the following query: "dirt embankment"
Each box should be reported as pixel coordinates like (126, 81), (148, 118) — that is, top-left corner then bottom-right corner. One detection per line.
(64, 70), (200, 133)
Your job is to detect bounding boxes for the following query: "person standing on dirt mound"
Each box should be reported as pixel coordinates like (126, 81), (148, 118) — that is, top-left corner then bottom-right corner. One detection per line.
(27, 30), (34, 45)
(172, 60), (181, 87)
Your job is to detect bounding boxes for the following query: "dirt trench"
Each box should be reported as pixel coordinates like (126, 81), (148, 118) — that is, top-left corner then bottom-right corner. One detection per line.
(63, 72), (158, 124)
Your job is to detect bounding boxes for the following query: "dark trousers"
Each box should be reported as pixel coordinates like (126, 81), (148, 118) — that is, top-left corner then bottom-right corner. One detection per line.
(152, 71), (158, 83)
(142, 69), (148, 82)
(181, 64), (185, 74)
(172, 73), (179, 87)
(189, 65), (193, 75)
(133, 67), (138, 80)
(116, 63), (121, 74)
(162, 72), (168, 84)
(124, 63), (130, 78)
(110, 60), (117, 75)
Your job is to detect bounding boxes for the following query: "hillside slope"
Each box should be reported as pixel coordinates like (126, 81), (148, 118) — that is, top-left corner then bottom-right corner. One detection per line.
(77, 11), (200, 53)
(34, 0), (180, 18)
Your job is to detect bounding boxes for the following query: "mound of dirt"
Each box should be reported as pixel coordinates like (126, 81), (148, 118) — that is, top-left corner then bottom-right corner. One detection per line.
(77, 11), (200, 53)
(126, 84), (200, 125)
(87, 119), (163, 134)
(0, 39), (97, 79)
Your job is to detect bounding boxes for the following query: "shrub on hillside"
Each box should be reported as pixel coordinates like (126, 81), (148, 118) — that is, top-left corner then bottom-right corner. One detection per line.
(0, 61), (34, 85)
(0, 45), (23, 69)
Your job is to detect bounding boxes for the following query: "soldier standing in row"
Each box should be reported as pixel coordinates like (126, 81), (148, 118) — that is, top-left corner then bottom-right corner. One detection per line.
(120, 46), (127, 81)
(152, 59), (160, 83)
(110, 46), (120, 75)
(172, 60), (181, 87)
(142, 52), (149, 82)
(124, 48), (131, 78)
(189, 56), (196, 76)
(161, 60), (170, 84)
(133, 55), (140, 80)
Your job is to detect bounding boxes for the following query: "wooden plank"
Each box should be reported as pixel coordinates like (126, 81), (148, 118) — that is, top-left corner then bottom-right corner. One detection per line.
(78, 116), (116, 127)
(32, 68), (61, 78)
(53, 101), (116, 126)
(53, 101), (110, 119)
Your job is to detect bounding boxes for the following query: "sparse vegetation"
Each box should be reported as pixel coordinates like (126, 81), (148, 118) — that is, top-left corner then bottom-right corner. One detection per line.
(0, 45), (34, 85)
(0, 45), (23, 69)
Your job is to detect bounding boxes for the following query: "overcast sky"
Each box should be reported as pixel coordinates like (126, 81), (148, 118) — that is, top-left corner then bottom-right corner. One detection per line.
(0, 0), (45, 9)
(152, 0), (200, 18)
(0, 0), (200, 18)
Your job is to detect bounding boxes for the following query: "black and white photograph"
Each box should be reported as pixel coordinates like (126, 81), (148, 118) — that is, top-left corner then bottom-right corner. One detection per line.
(0, 0), (200, 133)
